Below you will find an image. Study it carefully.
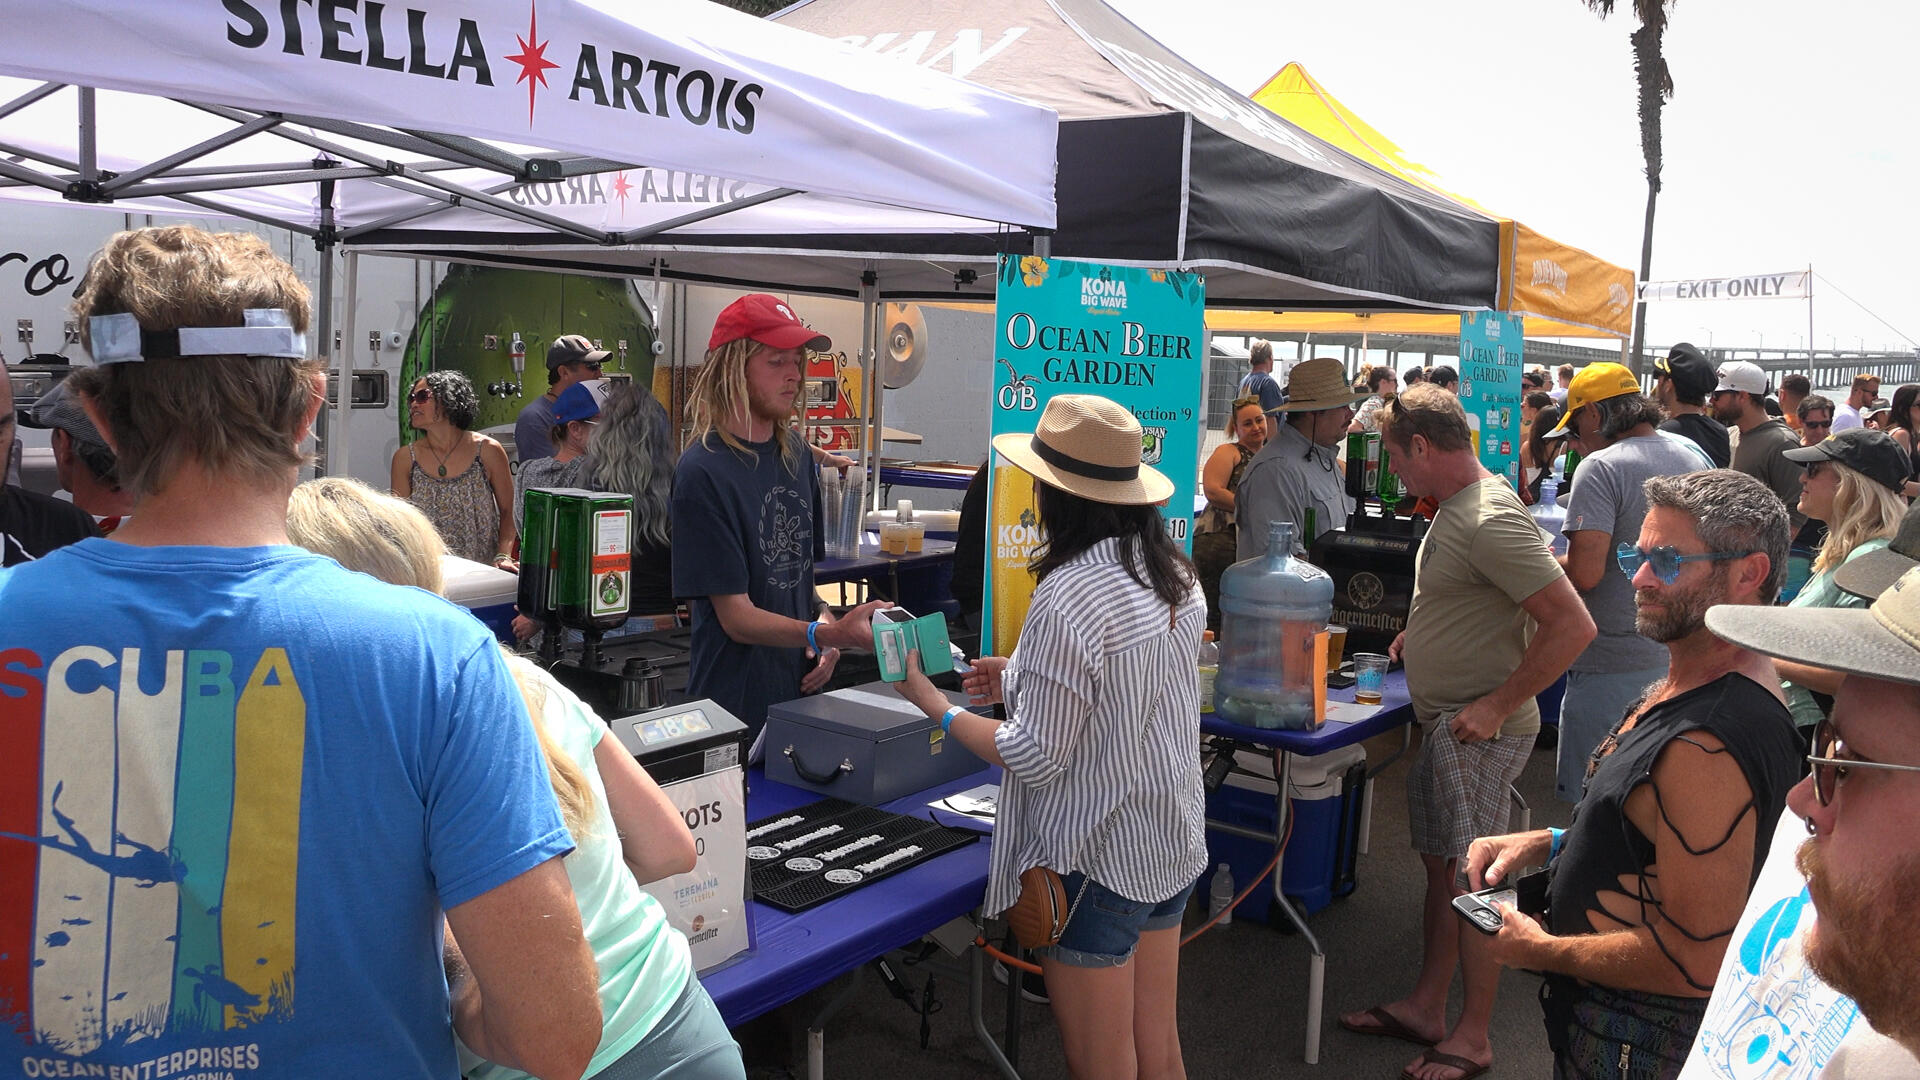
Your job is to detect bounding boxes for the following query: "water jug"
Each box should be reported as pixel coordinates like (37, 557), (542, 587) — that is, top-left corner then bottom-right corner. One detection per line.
(1530, 475), (1569, 556)
(1214, 521), (1334, 730)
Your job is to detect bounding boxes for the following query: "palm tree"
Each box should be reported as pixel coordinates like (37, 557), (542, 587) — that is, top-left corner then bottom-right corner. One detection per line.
(1586, 0), (1676, 374)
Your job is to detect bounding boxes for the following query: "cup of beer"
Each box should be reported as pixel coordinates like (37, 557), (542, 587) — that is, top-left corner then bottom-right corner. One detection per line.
(905, 521), (926, 553)
(1324, 624), (1348, 671)
(1352, 652), (1390, 705)
(881, 523), (910, 555)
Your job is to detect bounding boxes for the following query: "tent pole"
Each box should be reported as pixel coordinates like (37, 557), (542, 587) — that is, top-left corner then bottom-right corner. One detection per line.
(337, 250), (358, 481)
(314, 171), (336, 478)
(859, 271), (881, 513)
(77, 88), (96, 182)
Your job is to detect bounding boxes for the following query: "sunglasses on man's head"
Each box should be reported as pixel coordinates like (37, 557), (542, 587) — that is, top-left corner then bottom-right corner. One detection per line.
(1808, 716), (1920, 806)
(1615, 542), (1754, 585)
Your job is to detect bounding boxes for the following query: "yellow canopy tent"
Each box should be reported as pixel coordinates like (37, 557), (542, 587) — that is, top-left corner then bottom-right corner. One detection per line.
(1210, 63), (1633, 341)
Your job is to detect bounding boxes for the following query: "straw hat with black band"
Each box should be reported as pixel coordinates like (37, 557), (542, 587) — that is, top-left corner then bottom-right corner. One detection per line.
(1269, 357), (1369, 415)
(992, 394), (1174, 506)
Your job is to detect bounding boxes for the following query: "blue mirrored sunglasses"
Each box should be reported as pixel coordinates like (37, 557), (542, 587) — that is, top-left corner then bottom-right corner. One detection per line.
(1615, 542), (1754, 585)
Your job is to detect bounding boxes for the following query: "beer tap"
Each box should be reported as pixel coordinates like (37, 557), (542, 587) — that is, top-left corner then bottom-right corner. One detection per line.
(488, 331), (526, 398)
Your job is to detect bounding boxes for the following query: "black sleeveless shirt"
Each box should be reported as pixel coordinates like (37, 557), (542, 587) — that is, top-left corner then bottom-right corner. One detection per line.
(1548, 673), (1803, 957)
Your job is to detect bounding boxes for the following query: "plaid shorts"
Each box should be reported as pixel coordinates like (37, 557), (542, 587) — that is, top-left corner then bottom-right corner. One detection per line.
(1407, 717), (1536, 859)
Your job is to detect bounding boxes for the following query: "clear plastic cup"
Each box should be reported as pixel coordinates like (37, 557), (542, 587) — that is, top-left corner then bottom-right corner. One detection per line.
(905, 521), (925, 553)
(1352, 652), (1389, 704)
(881, 523), (909, 555)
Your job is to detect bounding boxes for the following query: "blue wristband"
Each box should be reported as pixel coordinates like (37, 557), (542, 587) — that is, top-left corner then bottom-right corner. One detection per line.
(1548, 827), (1566, 860)
(942, 706), (966, 733)
(807, 619), (822, 654)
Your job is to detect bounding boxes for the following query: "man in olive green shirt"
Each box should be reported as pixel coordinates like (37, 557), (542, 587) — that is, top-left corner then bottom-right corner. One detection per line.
(1338, 386), (1595, 1080)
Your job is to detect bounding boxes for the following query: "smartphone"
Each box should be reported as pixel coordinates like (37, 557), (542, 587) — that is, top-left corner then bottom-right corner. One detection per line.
(1451, 887), (1517, 936)
(876, 607), (917, 624)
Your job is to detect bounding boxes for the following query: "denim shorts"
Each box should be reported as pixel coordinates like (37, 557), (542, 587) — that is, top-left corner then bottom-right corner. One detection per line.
(1031, 872), (1194, 969)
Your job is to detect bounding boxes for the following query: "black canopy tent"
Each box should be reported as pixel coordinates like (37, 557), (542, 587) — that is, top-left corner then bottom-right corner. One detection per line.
(350, 0), (1500, 312)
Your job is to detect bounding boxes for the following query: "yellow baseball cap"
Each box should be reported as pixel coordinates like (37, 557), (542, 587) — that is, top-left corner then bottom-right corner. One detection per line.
(1543, 362), (1643, 438)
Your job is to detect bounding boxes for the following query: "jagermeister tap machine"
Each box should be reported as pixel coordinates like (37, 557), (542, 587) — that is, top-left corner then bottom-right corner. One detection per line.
(522, 486), (634, 669)
(1304, 433), (1427, 658)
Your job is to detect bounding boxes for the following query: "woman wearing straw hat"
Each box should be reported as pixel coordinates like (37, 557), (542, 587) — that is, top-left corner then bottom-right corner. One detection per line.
(1237, 356), (1369, 561)
(892, 394), (1207, 1080)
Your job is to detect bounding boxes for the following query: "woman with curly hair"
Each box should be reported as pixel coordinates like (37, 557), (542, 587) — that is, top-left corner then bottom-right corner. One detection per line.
(391, 369), (517, 567)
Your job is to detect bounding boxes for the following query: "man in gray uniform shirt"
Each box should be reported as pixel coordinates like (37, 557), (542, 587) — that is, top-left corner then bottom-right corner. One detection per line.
(1237, 357), (1367, 559)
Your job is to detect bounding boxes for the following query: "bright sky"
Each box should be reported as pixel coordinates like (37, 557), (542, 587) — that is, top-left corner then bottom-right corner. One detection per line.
(1105, 0), (1919, 356)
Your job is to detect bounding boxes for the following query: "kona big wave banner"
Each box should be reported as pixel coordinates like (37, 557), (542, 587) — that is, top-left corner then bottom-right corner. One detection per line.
(983, 255), (1204, 654)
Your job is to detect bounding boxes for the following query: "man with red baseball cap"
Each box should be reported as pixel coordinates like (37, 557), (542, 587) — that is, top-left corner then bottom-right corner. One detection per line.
(670, 294), (885, 737)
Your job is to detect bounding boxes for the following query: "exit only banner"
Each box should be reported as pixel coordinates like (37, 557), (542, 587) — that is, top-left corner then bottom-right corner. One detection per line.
(1637, 270), (1810, 303)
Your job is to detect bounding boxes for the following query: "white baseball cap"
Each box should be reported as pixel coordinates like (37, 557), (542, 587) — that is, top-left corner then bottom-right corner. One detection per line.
(1713, 360), (1769, 396)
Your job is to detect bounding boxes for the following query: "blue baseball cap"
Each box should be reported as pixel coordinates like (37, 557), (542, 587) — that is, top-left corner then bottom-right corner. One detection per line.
(553, 379), (609, 425)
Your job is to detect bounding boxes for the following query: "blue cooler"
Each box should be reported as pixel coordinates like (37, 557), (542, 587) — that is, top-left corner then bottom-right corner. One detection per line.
(1204, 744), (1368, 921)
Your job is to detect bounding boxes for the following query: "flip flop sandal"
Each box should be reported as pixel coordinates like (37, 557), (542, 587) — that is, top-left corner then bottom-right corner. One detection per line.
(1338, 1005), (1437, 1047)
(1400, 1049), (1491, 1080)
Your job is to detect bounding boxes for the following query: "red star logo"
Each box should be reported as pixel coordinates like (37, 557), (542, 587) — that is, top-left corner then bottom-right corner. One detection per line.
(611, 171), (633, 217)
(503, 0), (560, 128)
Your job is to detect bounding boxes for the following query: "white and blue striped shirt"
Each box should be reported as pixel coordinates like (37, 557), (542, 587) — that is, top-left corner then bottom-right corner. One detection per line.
(986, 537), (1209, 915)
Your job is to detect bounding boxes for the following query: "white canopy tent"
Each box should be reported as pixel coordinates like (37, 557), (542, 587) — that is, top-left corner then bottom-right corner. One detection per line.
(0, 0), (1059, 480)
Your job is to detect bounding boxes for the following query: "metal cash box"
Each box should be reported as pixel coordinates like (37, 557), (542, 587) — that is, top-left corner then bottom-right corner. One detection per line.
(764, 682), (983, 804)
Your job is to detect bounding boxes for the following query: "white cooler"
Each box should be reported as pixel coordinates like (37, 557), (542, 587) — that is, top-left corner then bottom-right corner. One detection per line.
(441, 555), (518, 643)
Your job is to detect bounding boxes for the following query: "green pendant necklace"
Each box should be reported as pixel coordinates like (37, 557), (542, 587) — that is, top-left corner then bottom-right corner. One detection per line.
(425, 436), (456, 477)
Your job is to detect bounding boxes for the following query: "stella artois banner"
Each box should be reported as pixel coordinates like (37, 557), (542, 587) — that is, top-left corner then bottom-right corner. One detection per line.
(0, 0), (1058, 228)
(982, 255), (1205, 655)
(1636, 271), (1811, 303)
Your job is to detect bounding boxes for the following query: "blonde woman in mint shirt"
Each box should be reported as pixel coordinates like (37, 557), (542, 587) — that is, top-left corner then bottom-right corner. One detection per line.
(286, 478), (746, 1080)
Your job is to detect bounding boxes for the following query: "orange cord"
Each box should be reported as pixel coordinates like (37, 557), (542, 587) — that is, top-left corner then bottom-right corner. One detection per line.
(976, 787), (1299, 975)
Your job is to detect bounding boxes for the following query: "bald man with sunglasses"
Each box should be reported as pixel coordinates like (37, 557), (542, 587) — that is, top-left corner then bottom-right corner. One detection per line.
(1465, 470), (1805, 1079)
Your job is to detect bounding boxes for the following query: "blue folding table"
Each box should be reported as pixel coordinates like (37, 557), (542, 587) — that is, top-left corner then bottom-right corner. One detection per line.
(703, 765), (1012, 1080)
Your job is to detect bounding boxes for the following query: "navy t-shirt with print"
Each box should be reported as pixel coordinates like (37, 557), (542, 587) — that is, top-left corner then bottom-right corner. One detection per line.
(671, 431), (824, 734)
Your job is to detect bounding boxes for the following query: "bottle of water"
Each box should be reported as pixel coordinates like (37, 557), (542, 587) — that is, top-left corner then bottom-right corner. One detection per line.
(1208, 863), (1235, 925)
(1197, 631), (1219, 714)
(1530, 475), (1569, 557)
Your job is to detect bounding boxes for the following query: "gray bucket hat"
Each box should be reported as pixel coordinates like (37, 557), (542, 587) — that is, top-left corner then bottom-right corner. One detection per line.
(1834, 499), (1920, 601)
(1707, 563), (1920, 686)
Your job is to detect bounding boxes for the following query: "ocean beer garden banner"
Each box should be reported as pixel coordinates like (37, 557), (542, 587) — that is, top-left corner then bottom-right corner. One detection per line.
(983, 255), (1205, 654)
(1458, 311), (1524, 490)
